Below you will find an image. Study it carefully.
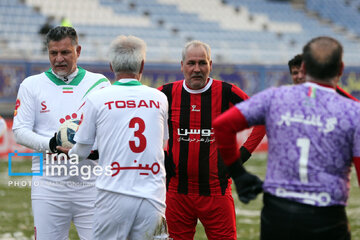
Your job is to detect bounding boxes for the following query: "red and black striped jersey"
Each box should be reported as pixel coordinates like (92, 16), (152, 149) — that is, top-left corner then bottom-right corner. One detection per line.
(158, 78), (265, 196)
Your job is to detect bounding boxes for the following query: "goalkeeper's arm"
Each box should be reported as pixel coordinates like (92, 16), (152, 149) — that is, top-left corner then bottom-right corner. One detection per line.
(213, 106), (263, 204)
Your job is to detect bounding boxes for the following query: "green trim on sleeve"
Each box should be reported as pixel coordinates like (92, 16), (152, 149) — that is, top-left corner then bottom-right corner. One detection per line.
(82, 78), (109, 99)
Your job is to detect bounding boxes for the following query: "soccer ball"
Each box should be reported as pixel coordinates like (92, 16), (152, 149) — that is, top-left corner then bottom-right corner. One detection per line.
(56, 119), (80, 148)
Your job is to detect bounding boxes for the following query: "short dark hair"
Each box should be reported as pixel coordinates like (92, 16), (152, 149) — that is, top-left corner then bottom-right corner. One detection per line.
(288, 54), (303, 73)
(46, 26), (78, 46)
(302, 36), (343, 80)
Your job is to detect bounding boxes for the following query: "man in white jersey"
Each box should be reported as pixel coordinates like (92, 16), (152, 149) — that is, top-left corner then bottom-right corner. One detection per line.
(58, 35), (169, 239)
(214, 37), (360, 240)
(12, 26), (110, 240)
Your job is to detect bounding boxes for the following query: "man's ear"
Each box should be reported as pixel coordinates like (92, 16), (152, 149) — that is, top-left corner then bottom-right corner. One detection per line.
(109, 63), (113, 72)
(139, 60), (144, 74)
(76, 45), (81, 57)
(338, 61), (344, 77)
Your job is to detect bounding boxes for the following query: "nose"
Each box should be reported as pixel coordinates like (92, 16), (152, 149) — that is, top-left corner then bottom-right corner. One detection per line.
(55, 53), (64, 62)
(194, 63), (200, 72)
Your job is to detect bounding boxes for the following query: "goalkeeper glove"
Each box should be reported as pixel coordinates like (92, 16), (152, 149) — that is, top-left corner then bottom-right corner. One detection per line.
(228, 159), (263, 204)
(49, 133), (58, 153)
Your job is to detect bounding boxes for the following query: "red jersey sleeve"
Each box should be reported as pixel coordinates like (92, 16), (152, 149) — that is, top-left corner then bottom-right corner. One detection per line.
(213, 106), (249, 166)
(242, 125), (266, 153)
(230, 84), (266, 154)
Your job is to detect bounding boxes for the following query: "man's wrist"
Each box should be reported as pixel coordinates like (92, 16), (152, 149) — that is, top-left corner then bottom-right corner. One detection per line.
(228, 159), (246, 178)
(49, 133), (58, 153)
(239, 146), (252, 164)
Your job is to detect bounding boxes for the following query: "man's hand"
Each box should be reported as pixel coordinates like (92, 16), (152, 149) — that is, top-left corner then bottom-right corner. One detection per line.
(56, 146), (70, 155)
(232, 171), (263, 204)
(228, 158), (263, 204)
(49, 133), (58, 153)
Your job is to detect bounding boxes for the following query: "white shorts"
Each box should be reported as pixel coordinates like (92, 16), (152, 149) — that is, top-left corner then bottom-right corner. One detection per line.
(32, 199), (95, 240)
(93, 189), (168, 240)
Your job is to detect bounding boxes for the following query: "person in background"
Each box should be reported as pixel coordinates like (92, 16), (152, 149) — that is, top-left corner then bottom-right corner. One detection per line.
(288, 54), (305, 84)
(214, 36), (360, 240)
(61, 16), (73, 27)
(38, 16), (55, 53)
(158, 40), (265, 240)
(12, 26), (110, 240)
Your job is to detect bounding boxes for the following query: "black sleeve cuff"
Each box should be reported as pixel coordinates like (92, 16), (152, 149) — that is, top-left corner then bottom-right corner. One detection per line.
(239, 146), (252, 164)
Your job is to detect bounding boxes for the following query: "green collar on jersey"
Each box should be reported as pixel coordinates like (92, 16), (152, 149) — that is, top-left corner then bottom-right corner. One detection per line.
(45, 67), (86, 86)
(113, 80), (142, 86)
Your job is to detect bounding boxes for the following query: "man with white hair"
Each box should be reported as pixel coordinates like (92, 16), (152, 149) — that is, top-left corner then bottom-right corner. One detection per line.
(59, 35), (169, 240)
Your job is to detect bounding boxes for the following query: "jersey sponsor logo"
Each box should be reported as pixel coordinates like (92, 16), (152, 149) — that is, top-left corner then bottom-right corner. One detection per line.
(104, 100), (160, 110)
(191, 105), (200, 112)
(40, 101), (50, 113)
(111, 160), (160, 177)
(177, 128), (215, 143)
(14, 99), (20, 116)
(178, 128), (214, 137)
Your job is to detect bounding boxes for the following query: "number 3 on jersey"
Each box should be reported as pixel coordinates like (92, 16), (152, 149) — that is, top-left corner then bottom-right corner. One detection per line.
(129, 117), (147, 153)
(296, 138), (310, 183)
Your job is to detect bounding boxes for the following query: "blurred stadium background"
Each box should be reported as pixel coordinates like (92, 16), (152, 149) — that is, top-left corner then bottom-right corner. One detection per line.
(1, 0), (360, 116)
(2, 0), (360, 153)
(1, 0), (360, 239)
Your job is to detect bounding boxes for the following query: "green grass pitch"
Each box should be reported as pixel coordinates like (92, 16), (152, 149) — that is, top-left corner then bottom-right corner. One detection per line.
(1, 156), (360, 239)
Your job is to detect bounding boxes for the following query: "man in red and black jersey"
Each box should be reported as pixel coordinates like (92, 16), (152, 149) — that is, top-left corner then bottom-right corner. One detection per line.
(158, 40), (266, 240)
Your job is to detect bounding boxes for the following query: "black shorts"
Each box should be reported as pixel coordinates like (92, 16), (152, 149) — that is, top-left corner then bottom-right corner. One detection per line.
(261, 193), (350, 240)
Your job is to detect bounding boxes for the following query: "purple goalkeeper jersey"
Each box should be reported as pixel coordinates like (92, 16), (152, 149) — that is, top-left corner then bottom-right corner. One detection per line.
(237, 82), (360, 206)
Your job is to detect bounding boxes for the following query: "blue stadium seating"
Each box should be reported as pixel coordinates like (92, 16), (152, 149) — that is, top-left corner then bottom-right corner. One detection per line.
(0, 0), (359, 65)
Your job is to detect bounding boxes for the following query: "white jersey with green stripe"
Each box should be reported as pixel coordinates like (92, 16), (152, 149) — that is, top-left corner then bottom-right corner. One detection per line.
(13, 67), (110, 200)
(74, 79), (169, 209)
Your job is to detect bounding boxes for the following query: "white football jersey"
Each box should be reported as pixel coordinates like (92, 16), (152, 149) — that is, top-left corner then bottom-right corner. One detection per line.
(13, 67), (110, 200)
(74, 79), (168, 209)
